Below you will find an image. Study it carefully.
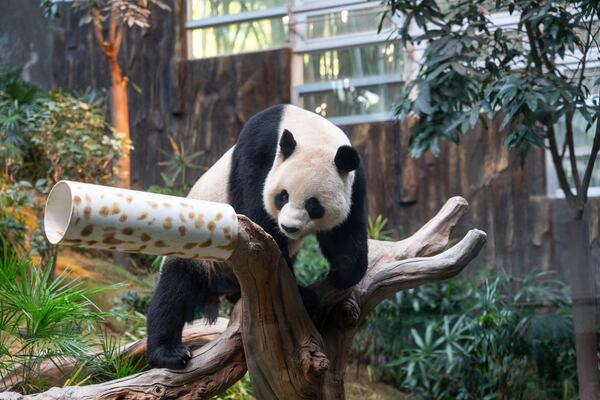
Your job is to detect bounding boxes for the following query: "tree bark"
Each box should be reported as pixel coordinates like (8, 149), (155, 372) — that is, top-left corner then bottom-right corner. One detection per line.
(108, 59), (131, 188)
(565, 220), (600, 400)
(1, 197), (486, 400)
(92, 7), (130, 188)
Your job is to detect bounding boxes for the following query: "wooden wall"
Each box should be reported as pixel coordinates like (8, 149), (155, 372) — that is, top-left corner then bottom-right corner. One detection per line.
(343, 120), (600, 280)
(2, 0), (598, 281)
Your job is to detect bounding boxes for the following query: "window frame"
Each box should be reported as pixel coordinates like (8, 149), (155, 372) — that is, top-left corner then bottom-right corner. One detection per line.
(544, 62), (600, 198)
(185, 0), (290, 60)
(291, 1), (404, 125)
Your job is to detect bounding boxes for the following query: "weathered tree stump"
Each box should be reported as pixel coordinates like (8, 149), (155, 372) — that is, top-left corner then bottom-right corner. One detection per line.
(1, 197), (486, 400)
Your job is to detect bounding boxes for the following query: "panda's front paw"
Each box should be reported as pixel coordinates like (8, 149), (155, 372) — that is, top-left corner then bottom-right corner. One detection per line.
(148, 343), (191, 369)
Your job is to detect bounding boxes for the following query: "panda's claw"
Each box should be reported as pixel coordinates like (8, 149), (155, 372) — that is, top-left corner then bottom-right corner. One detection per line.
(148, 343), (192, 370)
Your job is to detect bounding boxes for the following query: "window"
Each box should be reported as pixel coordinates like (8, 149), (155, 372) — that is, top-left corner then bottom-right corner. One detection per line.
(186, 0), (404, 124)
(186, 0), (289, 59)
(545, 69), (600, 197)
(292, 1), (404, 124)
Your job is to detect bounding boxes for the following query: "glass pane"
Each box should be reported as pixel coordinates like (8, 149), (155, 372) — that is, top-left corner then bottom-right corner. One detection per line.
(307, 7), (389, 39)
(555, 110), (600, 188)
(190, 17), (288, 59)
(189, 0), (287, 20)
(299, 83), (401, 118)
(303, 43), (403, 83)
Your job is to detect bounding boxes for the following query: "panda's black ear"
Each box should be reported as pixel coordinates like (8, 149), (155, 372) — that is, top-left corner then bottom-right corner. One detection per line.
(335, 145), (360, 173)
(280, 129), (296, 159)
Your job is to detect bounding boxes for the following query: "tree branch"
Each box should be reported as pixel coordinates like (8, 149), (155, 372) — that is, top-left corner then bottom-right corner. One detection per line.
(565, 110), (582, 195)
(581, 102), (600, 204)
(2, 198), (485, 400)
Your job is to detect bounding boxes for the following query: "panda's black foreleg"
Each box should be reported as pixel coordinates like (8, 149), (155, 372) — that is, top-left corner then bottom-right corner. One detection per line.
(317, 224), (368, 290)
(146, 257), (232, 369)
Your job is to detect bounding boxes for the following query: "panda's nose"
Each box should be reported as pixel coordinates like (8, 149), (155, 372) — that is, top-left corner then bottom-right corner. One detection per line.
(281, 224), (300, 234)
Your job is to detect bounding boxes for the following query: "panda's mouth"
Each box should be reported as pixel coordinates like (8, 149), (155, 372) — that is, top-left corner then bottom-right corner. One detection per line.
(278, 223), (303, 240)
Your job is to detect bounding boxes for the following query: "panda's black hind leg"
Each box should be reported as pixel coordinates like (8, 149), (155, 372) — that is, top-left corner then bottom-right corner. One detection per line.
(146, 257), (234, 369)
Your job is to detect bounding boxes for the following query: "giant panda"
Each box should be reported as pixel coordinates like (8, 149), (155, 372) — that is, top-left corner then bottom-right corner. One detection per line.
(147, 104), (368, 369)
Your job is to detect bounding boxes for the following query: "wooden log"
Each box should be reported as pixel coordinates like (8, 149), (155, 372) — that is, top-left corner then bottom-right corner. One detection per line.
(1, 197), (486, 400)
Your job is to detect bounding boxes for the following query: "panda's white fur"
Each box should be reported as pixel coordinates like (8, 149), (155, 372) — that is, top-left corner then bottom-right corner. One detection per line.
(187, 104), (355, 253)
(147, 104), (368, 370)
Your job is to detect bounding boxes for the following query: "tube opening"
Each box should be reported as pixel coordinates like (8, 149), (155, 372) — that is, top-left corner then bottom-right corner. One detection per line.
(44, 181), (74, 245)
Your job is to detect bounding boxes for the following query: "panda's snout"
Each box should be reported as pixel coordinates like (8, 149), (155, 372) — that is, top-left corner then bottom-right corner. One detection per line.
(281, 224), (300, 234)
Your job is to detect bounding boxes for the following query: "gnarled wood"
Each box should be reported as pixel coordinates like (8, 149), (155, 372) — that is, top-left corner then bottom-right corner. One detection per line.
(1, 197), (486, 400)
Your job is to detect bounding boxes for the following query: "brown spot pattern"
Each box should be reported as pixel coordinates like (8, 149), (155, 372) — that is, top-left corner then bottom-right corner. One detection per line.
(208, 221), (216, 231)
(126, 195), (133, 203)
(180, 202), (190, 208)
(183, 242), (197, 250)
(155, 240), (167, 248)
(84, 206), (92, 220)
(147, 201), (158, 209)
(215, 213), (222, 221)
(163, 203), (172, 208)
(188, 211), (195, 219)
(195, 215), (205, 229)
(141, 233), (151, 242)
(74, 195), (82, 205)
(137, 212), (148, 220)
(179, 213), (187, 223)
(148, 218), (156, 226)
(103, 236), (125, 245)
(199, 238), (212, 248)
(163, 217), (173, 230)
(99, 206), (110, 217)
(87, 240), (98, 245)
(178, 226), (187, 236)
(122, 227), (134, 236)
(110, 203), (121, 215)
(119, 214), (128, 222)
(81, 225), (94, 237)
(75, 217), (81, 226)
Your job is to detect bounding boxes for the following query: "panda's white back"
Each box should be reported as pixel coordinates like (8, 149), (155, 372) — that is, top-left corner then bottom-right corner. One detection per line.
(187, 147), (234, 203)
(188, 104), (350, 203)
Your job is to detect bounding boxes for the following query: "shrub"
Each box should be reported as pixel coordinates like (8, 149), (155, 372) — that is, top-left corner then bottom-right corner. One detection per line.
(0, 71), (124, 258)
(0, 247), (116, 393)
(355, 270), (580, 400)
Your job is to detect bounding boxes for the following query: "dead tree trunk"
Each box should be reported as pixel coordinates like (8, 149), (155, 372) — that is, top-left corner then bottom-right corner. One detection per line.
(1, 197), (486, 400)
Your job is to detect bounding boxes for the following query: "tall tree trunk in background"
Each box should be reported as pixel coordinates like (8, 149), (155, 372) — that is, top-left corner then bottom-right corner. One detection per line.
(93, 6), (130, 188)
(107, 55), (130, 188)
(566, 219), (600, 400)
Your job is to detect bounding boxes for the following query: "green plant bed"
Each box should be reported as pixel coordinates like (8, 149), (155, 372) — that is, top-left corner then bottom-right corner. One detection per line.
(354, 270), (583, 400)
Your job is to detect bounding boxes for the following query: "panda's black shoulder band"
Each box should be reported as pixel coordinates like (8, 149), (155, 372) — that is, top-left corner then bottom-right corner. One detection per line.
(335, 145), (360, 172)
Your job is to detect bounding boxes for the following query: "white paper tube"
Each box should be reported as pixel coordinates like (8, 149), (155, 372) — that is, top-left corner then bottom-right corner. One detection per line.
(44, 180), (238, 261)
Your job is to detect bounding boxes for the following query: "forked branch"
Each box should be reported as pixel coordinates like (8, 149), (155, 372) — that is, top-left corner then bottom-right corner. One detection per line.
(1, 197), (485, 400)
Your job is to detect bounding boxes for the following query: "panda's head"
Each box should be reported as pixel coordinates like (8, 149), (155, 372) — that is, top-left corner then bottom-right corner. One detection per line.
(263, 129), (360, 240)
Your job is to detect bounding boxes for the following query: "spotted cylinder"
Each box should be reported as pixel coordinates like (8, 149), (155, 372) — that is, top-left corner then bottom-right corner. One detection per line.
(44, 180), (239, 261)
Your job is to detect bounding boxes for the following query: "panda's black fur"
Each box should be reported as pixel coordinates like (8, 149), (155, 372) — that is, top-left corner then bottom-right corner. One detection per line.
(147, 104), (368, 369)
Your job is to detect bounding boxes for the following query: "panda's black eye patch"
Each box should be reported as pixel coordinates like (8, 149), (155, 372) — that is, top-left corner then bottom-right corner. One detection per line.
(305, 197), (325, 219)
(275, 190), (289, 210)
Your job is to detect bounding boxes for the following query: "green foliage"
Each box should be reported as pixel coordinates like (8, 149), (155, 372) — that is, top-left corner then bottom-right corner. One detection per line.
(367, 215), (393, 241)
(383, 0), (600, 162)
(0, 247), (117, 392)
(40, 0), (170, 28)
(214, 373), (256, 400)
(0, 71), (123, 258)
(355, 270), (580, 400)
(293, 235), (329, 287)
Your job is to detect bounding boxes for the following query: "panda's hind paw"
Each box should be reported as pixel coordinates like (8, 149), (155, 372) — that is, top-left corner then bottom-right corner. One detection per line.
(148, 343), (191, 370)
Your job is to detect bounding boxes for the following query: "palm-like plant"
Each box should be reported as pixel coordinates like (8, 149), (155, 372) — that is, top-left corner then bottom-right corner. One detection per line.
(0, 247), (117, 393)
